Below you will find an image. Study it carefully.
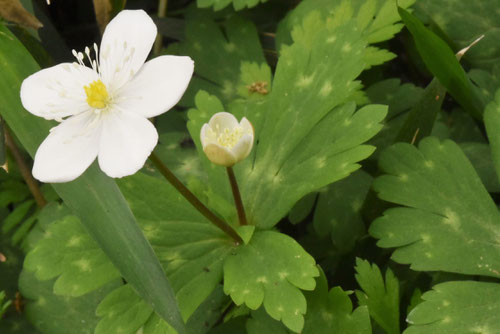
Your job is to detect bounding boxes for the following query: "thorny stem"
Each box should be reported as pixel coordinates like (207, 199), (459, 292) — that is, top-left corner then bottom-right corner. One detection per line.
(153, 0), (168, 55)
(149, 152), (243, 244)
(4, 126), (47, 208)
(226, 167), (248, 226)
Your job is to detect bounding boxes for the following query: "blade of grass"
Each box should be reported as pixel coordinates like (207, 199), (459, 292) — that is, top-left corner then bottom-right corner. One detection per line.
(0, 23), (185, 334)
(398, 7), (485, 120)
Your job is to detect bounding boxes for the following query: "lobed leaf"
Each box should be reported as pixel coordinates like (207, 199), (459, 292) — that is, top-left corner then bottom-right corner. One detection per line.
(178, 16), (266, 106)
(118, 173), (235, 322)
(276, 0), (414, 67)
(95, 285), (153, 334)
(19, 270), (121, 334)
(313, 170), (372, 253)
(196, 0), (267, 11)
(238, 15), (386, 228)
(355, 259), (400, 334)
(302, 268), (371, 334)
(371, 137), (500, 278)
(405, 281), (500, 334)
(24, 214), (121, 297)
(223, 231), (319, 332)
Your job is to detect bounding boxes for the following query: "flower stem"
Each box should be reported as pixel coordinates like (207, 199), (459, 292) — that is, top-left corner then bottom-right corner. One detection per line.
(4, 126), (47, 208)
(226, 167), (248, 226)
(149, 152), (242, 244)
(153, 0), (168, 56)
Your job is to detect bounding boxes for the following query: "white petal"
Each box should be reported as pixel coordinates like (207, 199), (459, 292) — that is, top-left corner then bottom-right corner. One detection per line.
(97, 110), (158, 178)
(32, 111), (101, 183)
(231, 133), (253, 162)
(115, 56), (194, 118)
(208, 112), (239, 131)
(99, 10), (157, 92)
(203, 143), (237, 167)
(200, 123), (212, 148)
(239, 117), (254, 134)
(21, 63), (97, 120)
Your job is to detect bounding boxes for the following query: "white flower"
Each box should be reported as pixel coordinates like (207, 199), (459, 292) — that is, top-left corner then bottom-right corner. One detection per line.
(200, 112), (254, 167)
(20, 10), (194, 182)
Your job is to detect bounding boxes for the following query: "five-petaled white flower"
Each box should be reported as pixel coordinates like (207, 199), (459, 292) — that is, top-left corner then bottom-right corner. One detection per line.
(200, 112), (254, 167)
(21, 10), (194, 182)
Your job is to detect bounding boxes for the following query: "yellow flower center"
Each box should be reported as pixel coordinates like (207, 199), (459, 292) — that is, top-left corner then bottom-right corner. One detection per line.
(84, 80), (110, 109)
(216, 126), (244, 149)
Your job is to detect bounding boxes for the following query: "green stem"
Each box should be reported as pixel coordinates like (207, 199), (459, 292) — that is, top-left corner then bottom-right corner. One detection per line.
(153, 0), (168, 55)
(4, 126), (47, 208)
(226, 166), (248, 226)
(149, 152), (242, 244)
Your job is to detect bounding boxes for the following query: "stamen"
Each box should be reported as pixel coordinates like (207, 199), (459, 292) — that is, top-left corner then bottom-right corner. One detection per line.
(72, 49), (85, 66)
(93, 43), (101, 74)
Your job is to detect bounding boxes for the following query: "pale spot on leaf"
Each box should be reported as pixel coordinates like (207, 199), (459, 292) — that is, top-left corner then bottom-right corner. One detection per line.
(326, 35), (337, 43)
(279, 271), (289, 280)
(74, 258), (91, 272)
(319, 81), (333, 97)
(224, 43), (236, 52)
(256, 276), (268, 284)
(442, 208), (460, 231)
(424, 160), (435, 169)
(67, 236), (81, 247)
(342, 42), (352, 52)
(296, 74), (315, 88)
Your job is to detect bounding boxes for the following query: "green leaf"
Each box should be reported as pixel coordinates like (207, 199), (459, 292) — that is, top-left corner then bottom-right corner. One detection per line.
(0, 21), (184, 333)
(118, 173), (234, 321)
(439, 110), (486, 143)
(302, 268), (371, 334)
(415, 0), (500, 69)
(405, 281), (500, 334)
(365, 78), (424, 158)
(0, 290), (11, 315)
(460, 142), (500, 193)
(313, 170), (371, 253)
(95, 285), (153, 334)
(212, 15), (385, 229)
(0, 180), (30, 207)
(394, 79), (446, 145)
(276, 0), (414, 64)
(246, 308), (290, 334)
(2, 199), (34, 234)
(18, 269), (121, 334)
(97, 284), (229, 334)
(469, 65), (500, 104)
(484, 88), (500, 186)
(196, 0), (267, 11)
(355, 259), (400, 334)
(223, 231), (319, 332)
(370, 137), (500, 278)
(288, 193), (317, 225)
(187, 16), (387, 230)
(178, 16), (265, 106)
(398, 7), (485, 120)
(0, 117), (5, 167)
(186, 14), (388, 229)
(24, 214), (121, 297)
(237, 62), (272, 99)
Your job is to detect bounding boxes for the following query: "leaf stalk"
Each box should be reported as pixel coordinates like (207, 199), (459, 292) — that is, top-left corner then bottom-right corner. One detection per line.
(226, 166), (248, 226)
(149, 152), (242, 244)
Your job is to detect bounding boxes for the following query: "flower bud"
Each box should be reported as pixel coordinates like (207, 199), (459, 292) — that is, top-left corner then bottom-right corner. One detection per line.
(200, 112), (254, 167)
